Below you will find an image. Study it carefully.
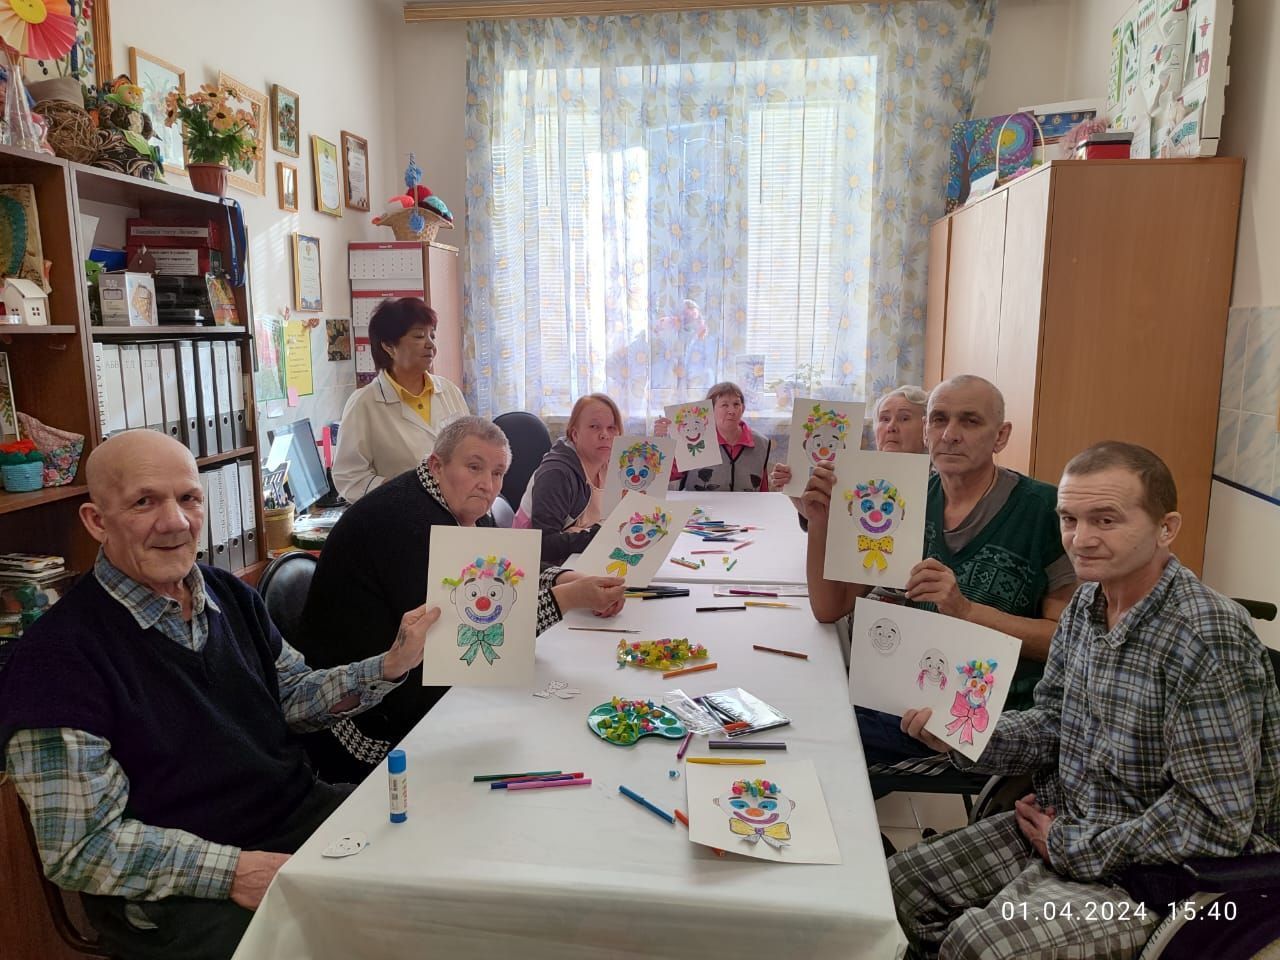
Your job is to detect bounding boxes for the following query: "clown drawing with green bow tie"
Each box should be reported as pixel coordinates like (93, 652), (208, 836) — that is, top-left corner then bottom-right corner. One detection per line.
(443, 555), (525, 666)
(606, 506), (673, 578)
(674, 403), (711, 458)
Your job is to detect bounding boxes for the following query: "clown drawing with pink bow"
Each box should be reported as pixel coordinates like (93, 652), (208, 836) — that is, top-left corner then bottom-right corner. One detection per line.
(715, 778), (794, 850)
(945, 659), (997, 746)
(606, 507), (672, 578)
(616, 440), (665, 496)
(442, 555), (525, 666)
(845, 479), (905, 573)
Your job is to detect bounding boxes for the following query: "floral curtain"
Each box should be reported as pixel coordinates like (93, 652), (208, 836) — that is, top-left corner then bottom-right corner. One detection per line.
(463, 2), (996, 437)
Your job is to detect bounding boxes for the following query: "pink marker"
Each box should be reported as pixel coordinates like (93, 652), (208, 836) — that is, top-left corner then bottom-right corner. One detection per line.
(506, 778), (593, 791)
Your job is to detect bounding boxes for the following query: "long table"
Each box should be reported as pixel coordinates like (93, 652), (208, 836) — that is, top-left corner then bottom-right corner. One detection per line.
(232, 583), (904, 960)
(653, 491), (809, 585)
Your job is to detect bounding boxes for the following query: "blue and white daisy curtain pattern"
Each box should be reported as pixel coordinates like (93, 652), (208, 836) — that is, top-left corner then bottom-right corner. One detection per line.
(462, 1), (996, 431)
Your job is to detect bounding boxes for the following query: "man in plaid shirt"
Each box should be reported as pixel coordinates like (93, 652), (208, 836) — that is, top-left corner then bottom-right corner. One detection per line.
(0, 431), (439, 960)
(891, 441), (1280, 959)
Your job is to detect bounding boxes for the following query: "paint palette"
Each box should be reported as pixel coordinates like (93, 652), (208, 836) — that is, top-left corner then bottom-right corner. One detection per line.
(587, 697), (687, 746)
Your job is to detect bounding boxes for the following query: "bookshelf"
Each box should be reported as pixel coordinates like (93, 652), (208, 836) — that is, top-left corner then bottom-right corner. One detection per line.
(0, 143), (264, 576)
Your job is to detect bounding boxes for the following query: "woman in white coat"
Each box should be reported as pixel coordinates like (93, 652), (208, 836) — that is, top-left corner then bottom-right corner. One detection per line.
(332, 297), (468, 501)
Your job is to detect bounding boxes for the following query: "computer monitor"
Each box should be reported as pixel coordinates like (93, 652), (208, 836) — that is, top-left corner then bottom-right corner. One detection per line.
(271, 418), (331, 513)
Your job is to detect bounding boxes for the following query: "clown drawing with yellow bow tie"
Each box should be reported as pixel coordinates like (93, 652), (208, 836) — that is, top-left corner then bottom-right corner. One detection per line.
(715, 778), (795, 850)
(845, 479), (905, 573)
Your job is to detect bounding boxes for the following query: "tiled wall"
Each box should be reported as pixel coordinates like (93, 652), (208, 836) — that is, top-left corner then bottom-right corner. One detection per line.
(1216, 306), (1280, 499)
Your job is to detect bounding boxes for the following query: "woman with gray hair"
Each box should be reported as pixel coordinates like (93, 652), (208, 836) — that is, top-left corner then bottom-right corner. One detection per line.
(295, 415), (625, 783)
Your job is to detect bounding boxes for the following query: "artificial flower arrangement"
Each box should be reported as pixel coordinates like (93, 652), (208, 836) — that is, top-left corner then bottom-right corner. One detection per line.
(164, 83), (260, 172)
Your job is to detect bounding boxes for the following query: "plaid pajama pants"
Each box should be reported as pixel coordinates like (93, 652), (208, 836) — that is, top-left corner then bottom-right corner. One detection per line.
(888, 812), (1160, 960)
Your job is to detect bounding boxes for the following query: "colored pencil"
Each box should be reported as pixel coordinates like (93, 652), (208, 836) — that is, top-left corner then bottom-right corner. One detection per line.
(733, 540), (753, 551)
(507, 778), (593, 791)
(473, 770), (562, 782)
(695, 605), (745, 613)
(709, 740), (787, 750)
(567, 626), (640, 633)
(692, 549), (728, 555)
(722, 721), (751, 732)
(729, 589), (777, 597)
(619, 785), (675, 823)
(490, 773), (584, 789)
(685, 757), (767, 765)
(744, 601), (796, 609)
(674, 808), (727, 857)
(725, 560), (738, 572)
(663, 661), (719, 679)
(752, 643), (809, 660)
(676, 731), (693, 760)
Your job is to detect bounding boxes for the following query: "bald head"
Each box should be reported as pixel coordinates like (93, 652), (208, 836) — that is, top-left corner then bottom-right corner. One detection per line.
(85, 430), (199, 506)
(80, 431), (205, 592)
(929, 375), (1005, 423)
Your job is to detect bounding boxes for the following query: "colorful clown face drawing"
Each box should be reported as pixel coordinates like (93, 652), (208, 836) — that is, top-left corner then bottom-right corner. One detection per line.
(802, 405), (851, 467)
(715, 778), (795, 850)
(868, 617), (900, 655)
(618, 508), (671, 553)
(617, 440), (664, 495)
(848, 479), (905, 537)
(674, 405), (710, 448)
(945, 660), (998, 746)
(917, 648), (948, 691)
(443, 555), (524, 666)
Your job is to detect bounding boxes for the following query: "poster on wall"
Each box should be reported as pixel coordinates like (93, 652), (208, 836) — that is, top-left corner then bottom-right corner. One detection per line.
(284, 319), (315, 398)
(254, 314), (287, 403)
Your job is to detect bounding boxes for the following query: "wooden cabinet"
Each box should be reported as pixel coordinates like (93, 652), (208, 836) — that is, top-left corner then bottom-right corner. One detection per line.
(925, 158), (1244, 574)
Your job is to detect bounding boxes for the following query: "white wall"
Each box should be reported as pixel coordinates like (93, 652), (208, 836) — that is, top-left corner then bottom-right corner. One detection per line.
(974, 0), (1074, 117)
(109, 0), (403, 439)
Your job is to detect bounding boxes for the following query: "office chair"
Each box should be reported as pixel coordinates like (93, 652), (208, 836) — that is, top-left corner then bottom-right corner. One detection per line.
(256, 552), (319, 648)
(964, 600), (1280, 960)
(489, 494), (515, 528)
(17, 800), (111, 957)
(493, 411), (552, 511)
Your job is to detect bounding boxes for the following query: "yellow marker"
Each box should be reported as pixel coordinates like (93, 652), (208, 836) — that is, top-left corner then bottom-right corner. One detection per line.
(685, 757), (767, 765)
(743, 600), (795, 609)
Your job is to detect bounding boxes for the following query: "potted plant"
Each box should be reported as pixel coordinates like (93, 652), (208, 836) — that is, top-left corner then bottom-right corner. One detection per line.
(164, 84), (260, 196)
(767, 362), (824, 409)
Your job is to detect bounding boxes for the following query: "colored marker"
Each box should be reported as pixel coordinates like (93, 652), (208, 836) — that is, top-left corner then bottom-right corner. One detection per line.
(473, 770), (562, 782)
(490, 773), (584, 789)
(507, 778), (593, 791)
(729, 589), (777, 597)
(674, 808), (726, 857)
(567, 627), (640, 633)
(676, 731), (693, 760)
(695, 605), (745, 613)
(663, 661), (719, 680)
(733, 540), (753, 551)
(744, 601), (796, 609)
(692, 549), (729, 555)
(709, 740), (787, 750)
(685, 757), (767, 765)
(619, 784), (675, 823)
(752, 644), (809, 659)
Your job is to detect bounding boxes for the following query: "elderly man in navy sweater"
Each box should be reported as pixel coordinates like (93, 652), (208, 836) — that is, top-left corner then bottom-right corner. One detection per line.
(0, 430), (438, 960)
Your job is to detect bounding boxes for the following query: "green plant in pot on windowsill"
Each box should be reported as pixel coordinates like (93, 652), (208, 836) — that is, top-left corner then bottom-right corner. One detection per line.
(767, 362), (824, 409)
(164, 84), (260, 197)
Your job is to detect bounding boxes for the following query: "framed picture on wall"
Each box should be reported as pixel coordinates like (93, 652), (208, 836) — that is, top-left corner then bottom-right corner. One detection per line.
(218, 72), (267, 196)
(340, 131), (369, 211)
(311, 135), (343, 217)
(292, 233), (323, 312)
(130, 47), (186, 177)
(271, 83), (300, 157)
(277, 162), (298, 212)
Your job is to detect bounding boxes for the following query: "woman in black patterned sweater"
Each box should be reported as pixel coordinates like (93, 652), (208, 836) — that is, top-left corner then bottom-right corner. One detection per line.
(294, 415), (624, 783)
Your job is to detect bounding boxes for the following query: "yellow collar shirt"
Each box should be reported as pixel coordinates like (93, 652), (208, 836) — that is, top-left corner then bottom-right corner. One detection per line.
(388, 374), (434, 424)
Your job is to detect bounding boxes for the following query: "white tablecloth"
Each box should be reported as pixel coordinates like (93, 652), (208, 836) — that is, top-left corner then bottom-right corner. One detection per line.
(233, 584), (904, 960)
(653, 491), (809, 585)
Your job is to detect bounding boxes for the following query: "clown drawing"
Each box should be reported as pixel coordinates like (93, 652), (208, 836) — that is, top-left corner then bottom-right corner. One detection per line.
(606, 507), (672, 578)
(442, 555), (525, 666)
(617, 440), (665, 496)
(715, 778), (794, 850)
(917, 648), (948, 691)
(945, 659), (998, 746)
(801, 404), (851, 470)
(845, 479), (905, 573)
(868, 617), (901, 655)
(674, 405), (711, 457)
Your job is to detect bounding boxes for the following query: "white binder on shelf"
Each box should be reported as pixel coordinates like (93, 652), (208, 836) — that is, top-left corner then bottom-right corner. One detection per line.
(139, 344), (164, 434)
(196, 472), (212, 565)
(222, 463), (244, 571)
(228, 343), (248, 448)
(176, 340), (202, 458)
(207, 467), (230, 571)
(194, 341), (218, 456)
(157, 343), (183, 443)
(97, 343), (127, 438)
(119, 344), (145, 430)
(238, 460), (259, 566)
(91, 343), (108, 438)
(213, 341), (235, 453)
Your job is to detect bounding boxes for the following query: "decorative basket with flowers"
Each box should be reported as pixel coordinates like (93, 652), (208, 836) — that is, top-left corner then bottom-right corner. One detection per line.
(164, 83), (261, 196)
